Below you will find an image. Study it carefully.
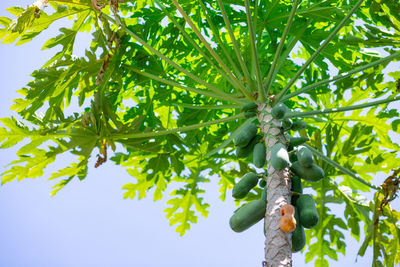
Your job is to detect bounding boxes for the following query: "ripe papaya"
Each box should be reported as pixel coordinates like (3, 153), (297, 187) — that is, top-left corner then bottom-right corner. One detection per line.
(297, 146), (313, 167)
(288, 136), (309, 150)
(297, 194), (319, 229)
(229, 199), (266, 232)
(234, 123), (258, 147)
(282, 118), (293, 131)
(270, 143), (290, 170)
(291, 175), (303, 205)
(232, 172), (259, 199)
(236, 135), (262, 158)
(291, 120), (307, 131)
(271, 103), (287, 119)
(291, 161), (324, 182)
(292, 206), (306, 252)
(280, 214), (296, 233)
(259, 178), (266, 188)
(241, 101), (258, 112)
(253, 142), (266, 168)
(280, 204), (295, 216)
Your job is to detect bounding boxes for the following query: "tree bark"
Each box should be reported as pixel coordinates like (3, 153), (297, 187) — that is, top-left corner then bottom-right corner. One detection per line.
(258, 104), (292, 267)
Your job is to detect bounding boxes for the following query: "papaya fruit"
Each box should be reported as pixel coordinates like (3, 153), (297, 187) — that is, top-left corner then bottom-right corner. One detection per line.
(289, 151), (298, 163)
(292, 206), (306, 252)
(241, 102), (258, 112)
(297, 146), (313, 167)
(280, 204), (295, 216)
(297, 194), (319, 229)
(236, 135), (262, 158)
(291, 120), (307, 131)
(271, 103), (287, 119)
(291, 161), (324, 182)
(232, 172), (259, 199)
(261, 185), (267, 202)
(244, 111), (257, 118)
(259, 178), (266, 188)
(253, 142), (266, 168)
(280, 204), (296, 233)
(280, 214), (296, 233)
(229, 199), (266, 232)
(282, 118), (293, 131)
(290, 176), (303, 205)
(288, 136), (309, 150)
(234, 123), (258, 147)
(270, 143), (290, 170)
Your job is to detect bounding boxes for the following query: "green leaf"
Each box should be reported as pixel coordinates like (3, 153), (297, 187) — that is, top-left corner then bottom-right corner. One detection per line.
(164, 186), (210, 236)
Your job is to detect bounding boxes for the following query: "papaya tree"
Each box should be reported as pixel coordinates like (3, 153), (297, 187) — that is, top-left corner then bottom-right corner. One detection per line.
(1, 0), (400, 266)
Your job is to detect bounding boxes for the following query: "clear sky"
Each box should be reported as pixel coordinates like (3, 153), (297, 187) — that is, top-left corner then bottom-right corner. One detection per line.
(0, 2), (397, 267)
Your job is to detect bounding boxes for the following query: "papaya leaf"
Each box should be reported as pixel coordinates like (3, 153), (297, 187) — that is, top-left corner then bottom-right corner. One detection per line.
(1, 3), (91, 45)
(164, 186), (210, 236)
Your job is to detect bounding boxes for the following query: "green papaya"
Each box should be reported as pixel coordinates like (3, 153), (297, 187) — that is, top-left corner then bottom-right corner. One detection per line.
(244, 111), (257, 118)
(232, 172), (259, 199)
(229, 199), (266, 232)
(291, 161), (324, 182)
(297, 146), (313, 167)
(253, 142), (266, 168)
(241, 102), (258, 112)
(259, 179), (266, 188)
(291, 176), (303, 205)
(270, 143), (290, 170)
(236, 135), (262, 158)
(292, 206), (306, 252)
(261, 185), (267, 202)
(271, 103), (287, 119)
(288, 136), (309, 150)
(282, 118), (293, 131)
(289, 151), (298, 163)
(297, 194), (319, 229)
(234, 123), (258, 147)
(291, 120), (307, 131)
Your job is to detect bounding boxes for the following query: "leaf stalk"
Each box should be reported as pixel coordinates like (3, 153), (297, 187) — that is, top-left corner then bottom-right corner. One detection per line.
(285, 95), (400, 118)
(274, 0), (365, 104)
(114, 114), (244, 140)
(304, 144), (380, 190)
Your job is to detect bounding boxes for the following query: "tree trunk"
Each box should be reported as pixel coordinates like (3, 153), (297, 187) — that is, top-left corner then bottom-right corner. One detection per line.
(258, 104), (292, 267)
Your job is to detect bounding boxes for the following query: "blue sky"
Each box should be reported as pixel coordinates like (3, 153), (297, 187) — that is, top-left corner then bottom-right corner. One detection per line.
(0, 2), (398, 267)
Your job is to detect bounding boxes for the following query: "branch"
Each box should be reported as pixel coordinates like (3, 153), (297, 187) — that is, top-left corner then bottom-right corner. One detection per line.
(169, 0), (252, 99)
(216, 0), (254, 93)
(197, 0), (243, 80)
(304, 144), (380, 190)
(153, 0), (240, 93)
(102, 13), (242, 104)
(285, 95), (400, 118)
(264, 19), (313, 90)
(263, 0), (300, 98)
(274, 0), (365, 104)
(172, 103), (238, 110)
(282, 51), (400, 101)
(123, 65), (242, 104)
(114, 114), (244, 140)
(245, 0), (264, 101)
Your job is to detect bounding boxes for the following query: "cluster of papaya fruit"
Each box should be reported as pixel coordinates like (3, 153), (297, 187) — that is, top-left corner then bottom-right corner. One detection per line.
(228, 102), (322, 252)
(290, 176), (319, 252)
